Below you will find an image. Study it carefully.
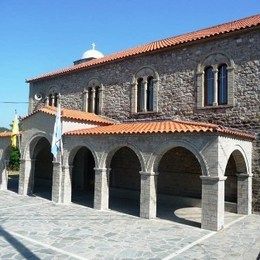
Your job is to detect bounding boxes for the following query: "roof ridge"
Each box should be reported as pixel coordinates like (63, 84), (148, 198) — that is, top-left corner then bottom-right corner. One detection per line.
(27, 14), (260, 83)
(21, 106), (114, 125)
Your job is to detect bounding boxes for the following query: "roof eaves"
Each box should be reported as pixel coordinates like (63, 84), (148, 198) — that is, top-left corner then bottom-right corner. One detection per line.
(26, 14), (260, 83)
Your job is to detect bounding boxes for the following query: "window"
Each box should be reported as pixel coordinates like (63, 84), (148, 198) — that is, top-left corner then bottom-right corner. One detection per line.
(83, 78), (103, 114)
(48, 93), (59, 107)
(147, 76), (154, 111)
(204, 67), (214, 106)
(218, 64), (228, 105)
(137, 78), (143, 112)
(197, 53), (234, 108)
(94, 86), (100, 114)
(131, 67), (159, 114)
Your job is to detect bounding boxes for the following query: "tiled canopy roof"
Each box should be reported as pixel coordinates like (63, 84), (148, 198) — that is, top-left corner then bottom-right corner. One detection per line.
(0, 132), (12, 138)
(65, 120), (255, 140)
(22, 106), (115, 126)
(27, 14), (260, 83)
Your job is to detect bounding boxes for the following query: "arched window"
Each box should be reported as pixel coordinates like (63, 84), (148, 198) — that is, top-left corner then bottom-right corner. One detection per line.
(137, 78), (143, 112)
(147, 76), (154, 111)
(197, 53), (234, 108)
(218, 64), (228, 105)
(204, 66), (214, 106)
(95, 86), (100, 114)
(84, 79), (103, 114)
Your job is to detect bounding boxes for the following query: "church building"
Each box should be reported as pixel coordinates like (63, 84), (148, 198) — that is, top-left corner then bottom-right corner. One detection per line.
(0, 14), (259, 231)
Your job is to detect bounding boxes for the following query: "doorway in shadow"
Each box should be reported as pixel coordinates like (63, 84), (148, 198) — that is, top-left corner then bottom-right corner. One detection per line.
(71, 147), (95, 208)
(33, 138), (53, 200)
(157, 147), (202, 228)
(109, 147), (141, 217)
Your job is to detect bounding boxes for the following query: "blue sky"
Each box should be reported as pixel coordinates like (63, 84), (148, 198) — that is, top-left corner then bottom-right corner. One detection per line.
(0, 0), (259, 128)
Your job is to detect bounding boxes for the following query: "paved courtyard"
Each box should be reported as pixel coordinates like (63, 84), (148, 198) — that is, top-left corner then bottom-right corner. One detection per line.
(0, 190), (259, 260)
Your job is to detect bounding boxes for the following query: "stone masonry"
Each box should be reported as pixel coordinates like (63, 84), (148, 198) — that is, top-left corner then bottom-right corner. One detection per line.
(28, 28), (260, 210)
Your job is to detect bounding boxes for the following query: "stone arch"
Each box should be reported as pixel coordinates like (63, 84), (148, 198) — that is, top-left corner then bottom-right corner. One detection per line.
(224, 145), (249, 175)
(197, 52), (235, 73)
(224, 146), (249, 211)
(85, 78), (102, 89)
(68, 145), (97, 207)
(22, 132), (52, 161)
(151, 140), (208, 176)
(132, 66), (159, 84)
(103, 143), (145, 172)
(31, 136), (53, 199)
(67, 144), (98, 168)
(107, 145), (143, 216)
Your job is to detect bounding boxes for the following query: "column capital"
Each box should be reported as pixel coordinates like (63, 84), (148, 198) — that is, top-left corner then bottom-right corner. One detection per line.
(20, 159), (33, 163)
(52, 161), (61, 166)
(200, 175), (227, 183)
(94, 167), (110, 174)
(236, 173), (253, 179)
(139, 171), (158, 176)
(62, 165), (73, 170)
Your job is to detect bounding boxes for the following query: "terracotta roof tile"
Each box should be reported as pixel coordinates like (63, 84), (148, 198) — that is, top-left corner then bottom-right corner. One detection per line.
(0, 132), (12, 138)
(64, 119), (255, 140)
(22, 106), (115, 126)
(27, 14), (260, 83)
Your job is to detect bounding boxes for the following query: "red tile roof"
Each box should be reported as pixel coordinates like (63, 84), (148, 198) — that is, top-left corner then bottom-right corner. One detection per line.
(27, 14), (260, 83)
(22, 106), (115, 126)
(0, 132), (12, 138)
(65, 120), (255, 140)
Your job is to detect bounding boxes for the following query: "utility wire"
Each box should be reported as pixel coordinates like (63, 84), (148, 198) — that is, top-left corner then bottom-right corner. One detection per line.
(0, 101), (29, 104)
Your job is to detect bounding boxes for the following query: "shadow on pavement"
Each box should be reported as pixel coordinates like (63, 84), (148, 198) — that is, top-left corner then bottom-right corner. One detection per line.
(0, 226), (40, 259)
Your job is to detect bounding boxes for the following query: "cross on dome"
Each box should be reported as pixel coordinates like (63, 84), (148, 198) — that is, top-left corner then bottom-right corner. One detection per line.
(92, 43), (96, 50)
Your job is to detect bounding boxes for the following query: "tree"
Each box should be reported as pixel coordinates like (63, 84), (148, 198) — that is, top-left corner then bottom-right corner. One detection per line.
(8, 146), (20, 171)
(0, 127), (9, 132)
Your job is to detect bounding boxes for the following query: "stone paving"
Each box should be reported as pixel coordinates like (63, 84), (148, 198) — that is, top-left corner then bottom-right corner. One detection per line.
(0, 190), (259, 259)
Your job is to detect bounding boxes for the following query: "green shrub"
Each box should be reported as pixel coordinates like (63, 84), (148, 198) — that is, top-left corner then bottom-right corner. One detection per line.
(8, 147), (20, 171)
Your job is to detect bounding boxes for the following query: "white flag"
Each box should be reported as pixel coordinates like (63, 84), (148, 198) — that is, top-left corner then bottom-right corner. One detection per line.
(51, 103), (63, 160)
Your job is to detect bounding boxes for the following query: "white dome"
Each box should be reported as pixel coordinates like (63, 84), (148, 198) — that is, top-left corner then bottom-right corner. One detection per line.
(81, 43), (104, 60)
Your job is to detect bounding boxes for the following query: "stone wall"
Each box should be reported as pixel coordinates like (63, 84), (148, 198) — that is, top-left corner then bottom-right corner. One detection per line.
(29, 28), (260, 210)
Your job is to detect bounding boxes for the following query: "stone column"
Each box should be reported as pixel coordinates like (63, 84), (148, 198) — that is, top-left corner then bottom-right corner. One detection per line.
(98, 85), (104, 114)
(140, 171), (157, 219)
(45, 96), (49, 106)
(237, 173), (252, 215)
(201, 176), (226, 231)
(152, 78), (159, 112)
(52, 161), (63, 203)
(94, 168), (109, 210)
(83, 90), (89, 112)
(196, 71), (204, 108)
(0, 160), (8, 190)
(213, 68), (218, 106)
(51, 94), (55, 107)
(18, 159), (34, 195)
(131, 82), (137, 113)
(62, 165), (73, 204)
(142, 80), (148, 112)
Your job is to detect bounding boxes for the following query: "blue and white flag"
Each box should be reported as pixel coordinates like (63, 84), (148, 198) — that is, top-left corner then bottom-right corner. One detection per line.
(51, 103), (63, 160)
